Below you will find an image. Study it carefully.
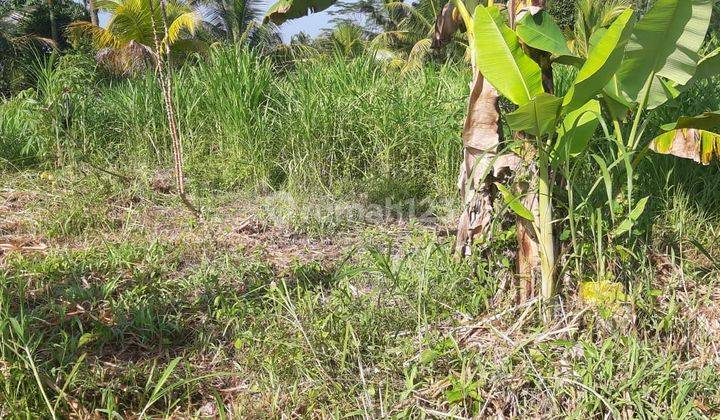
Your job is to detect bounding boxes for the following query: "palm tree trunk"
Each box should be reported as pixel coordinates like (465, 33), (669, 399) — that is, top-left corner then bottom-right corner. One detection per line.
(88, 0), (99, 26)
(238, 0), (248, 41)
(47, 0), (59, 46)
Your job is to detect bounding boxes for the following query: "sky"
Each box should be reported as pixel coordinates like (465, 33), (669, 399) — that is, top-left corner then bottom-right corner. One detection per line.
(96, 0), (358, 43)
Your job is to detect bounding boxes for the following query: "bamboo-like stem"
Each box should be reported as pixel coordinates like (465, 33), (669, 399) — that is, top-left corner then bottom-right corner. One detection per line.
(148, 0), (199, 216)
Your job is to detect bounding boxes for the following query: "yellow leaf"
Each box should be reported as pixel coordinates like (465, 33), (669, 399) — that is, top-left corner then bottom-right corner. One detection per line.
(579, 281), (628, 306)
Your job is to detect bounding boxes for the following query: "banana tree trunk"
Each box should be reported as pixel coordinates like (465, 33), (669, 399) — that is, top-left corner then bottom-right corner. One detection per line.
(439, 2), (516, 257)
(440, 0), (555, 308)
(514, 142), (539, 302)
(508, 0), (557, 304)
(515, 62), (553, 302)
(454, 72), (503, 256)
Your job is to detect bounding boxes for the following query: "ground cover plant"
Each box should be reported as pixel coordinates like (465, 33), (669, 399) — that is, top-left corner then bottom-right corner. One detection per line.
(1, 0), (720, 417)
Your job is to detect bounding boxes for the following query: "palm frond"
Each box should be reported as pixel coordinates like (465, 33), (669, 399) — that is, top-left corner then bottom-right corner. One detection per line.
(164, 11), (200, 46)
(97, 40), (156, 75)
(94, 0), (125, 13)
(10, 34), (57, 50)
(371, 30), (414, 47)
(68, 21), (122, 49)
(407, 37), (431, 59)
(66, 0), (206, 74)
(385, 1), (433, 31)
(401, 37), (431, 75)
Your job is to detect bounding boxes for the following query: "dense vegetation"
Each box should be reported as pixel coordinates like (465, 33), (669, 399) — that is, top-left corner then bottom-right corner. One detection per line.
(1, 49), (467, 199)
(1, 0), (720, 417)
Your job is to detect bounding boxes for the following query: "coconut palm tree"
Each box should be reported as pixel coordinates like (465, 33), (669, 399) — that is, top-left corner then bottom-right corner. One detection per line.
(329, 0), (399, 34)
(68, 0), (201, 74)
(1, 6), (54, 49)
(1, 5), (56, 94)
(202, 0), (260, 43)
(324, 22), (367, 56)
(371, 0), (460, 74)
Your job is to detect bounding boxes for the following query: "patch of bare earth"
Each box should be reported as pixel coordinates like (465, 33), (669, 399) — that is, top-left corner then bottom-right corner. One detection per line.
(1, 187), (49, 266)
(3, 179), (439, 276)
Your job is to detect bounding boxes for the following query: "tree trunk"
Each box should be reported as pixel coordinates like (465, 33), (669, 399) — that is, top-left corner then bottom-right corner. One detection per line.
(444, 2), (554, 308)
(454, 72), (503, 256)
(431, 2), (507, 257)
(515, 143), (539, 303)
(508, 0), (557, 304)
(88, 0), (99, 26)
(149, 0), (200, 216)
(47, 0), (59, 46)
(515, 62), (553, 302)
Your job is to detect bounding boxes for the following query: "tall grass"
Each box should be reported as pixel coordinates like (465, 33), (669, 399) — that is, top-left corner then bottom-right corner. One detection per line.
(1, 47), (469, 201)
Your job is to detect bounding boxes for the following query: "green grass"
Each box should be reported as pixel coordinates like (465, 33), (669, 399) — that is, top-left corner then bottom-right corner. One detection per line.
(1, 48), (466, 201)
(1, 47), (720, 417)
(2, 165), (719, 417)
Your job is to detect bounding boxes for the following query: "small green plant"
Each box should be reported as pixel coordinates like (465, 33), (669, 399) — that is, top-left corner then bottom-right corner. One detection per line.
(442, 0), (718, 317)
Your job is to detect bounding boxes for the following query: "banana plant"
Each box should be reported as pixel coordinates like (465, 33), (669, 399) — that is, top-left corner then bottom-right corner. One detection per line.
(432, 1), (553, 302)
(472, 0), (718, 309)
(261, 0), (719, 318)
(470, 4), (635, 312)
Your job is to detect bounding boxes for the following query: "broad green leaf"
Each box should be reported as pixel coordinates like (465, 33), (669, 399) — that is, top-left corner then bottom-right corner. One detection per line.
(505, 92), (563, 137)
(617, 0), (713, 102)
(645, 75), (682, 109)
(651, 128), (720, 165)
(563, 9), (635, 113)
(264, 0), (337, 25)
(472, 4), (543, 106)
(588, 28), (607, 52)
(553, 54), (585, 67)
(553, 100), (601, 163)
(495, 183), (534, 221)
(692, 48), (720, 81)
(660, 110), (720, 131)
(676, 48), (720, 91)
(619, 73), (683, 112)
(516, 11), (572, 57)
(602, 74), (634, 121)
(612, 196), (649, 237)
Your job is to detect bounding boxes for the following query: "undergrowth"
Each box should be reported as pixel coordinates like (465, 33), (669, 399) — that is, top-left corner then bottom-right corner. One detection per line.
(1, 47), (720, 417)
